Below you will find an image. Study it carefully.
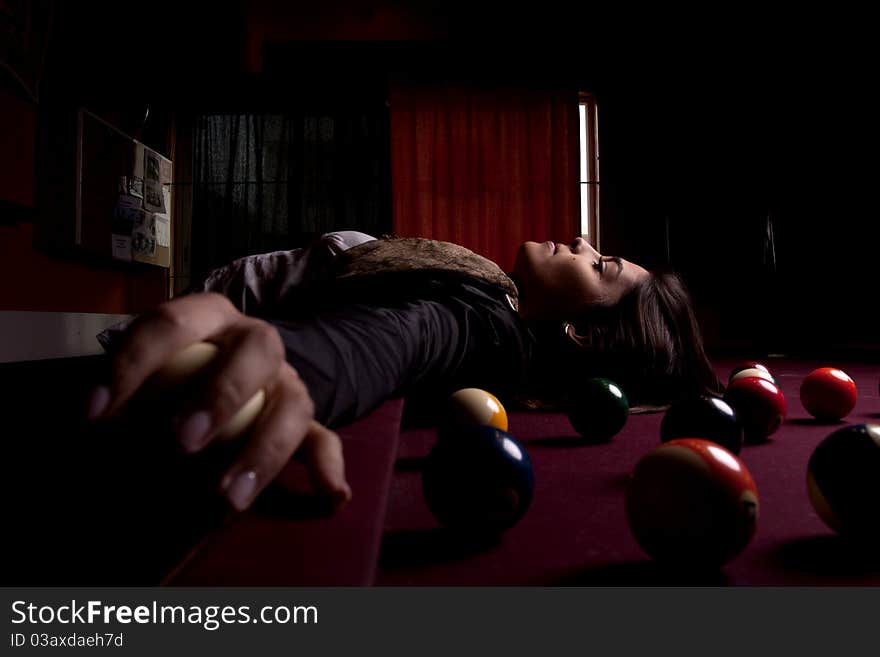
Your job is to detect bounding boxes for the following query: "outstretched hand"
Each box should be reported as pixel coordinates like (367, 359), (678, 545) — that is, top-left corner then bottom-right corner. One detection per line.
(86, 292), (352, 512)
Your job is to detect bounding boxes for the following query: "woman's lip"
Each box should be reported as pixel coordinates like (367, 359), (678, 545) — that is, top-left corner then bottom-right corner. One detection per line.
(545, 241), (556, 254)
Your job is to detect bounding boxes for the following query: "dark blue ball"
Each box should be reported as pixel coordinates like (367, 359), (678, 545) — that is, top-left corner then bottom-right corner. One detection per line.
(423, 425), (534, 534)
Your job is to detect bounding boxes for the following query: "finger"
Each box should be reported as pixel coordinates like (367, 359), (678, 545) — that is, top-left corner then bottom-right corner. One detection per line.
(171, 321), (285, 453)
(91, 293), (239, 420)
(219, 364), (315, 511)
(299, 421), (352, 509)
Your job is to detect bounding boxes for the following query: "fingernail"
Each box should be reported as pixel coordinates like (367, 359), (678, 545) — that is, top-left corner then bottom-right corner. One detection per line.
(225, 470), (258, 510)
(334, 484), (353, 508)
(86, 386), (111, 420)
(174, 411), (212, 452)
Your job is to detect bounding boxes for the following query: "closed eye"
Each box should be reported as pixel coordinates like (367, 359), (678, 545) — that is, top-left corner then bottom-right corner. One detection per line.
(608, 256), (623, 278)
(594, 257), (623, 278)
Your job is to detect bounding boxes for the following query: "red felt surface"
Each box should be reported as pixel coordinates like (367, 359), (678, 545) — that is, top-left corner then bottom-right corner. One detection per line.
(153, 358), (880, 586)
(15, 355), (877, 585)
(377, 359), (880, 585)
(167, 399), (405, 586)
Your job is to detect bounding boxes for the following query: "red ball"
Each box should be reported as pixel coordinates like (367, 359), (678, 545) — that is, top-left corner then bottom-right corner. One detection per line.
(625, 438), (759, 567)
(800, 367), (857, 421)
(724, 376), (787, 443)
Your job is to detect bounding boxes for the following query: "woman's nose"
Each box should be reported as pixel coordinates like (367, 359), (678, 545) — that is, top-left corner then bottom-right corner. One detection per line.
(574, 237), (599, 257)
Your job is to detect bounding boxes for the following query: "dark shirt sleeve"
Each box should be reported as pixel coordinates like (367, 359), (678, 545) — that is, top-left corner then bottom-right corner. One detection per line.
(266, 285), (531, 428)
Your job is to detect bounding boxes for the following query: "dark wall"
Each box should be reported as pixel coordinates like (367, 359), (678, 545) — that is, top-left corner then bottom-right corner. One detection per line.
(248, 9), (877, 355)
(39, 1), (243, 136)
(590, 34), (876, 355)
(0, 1), (249, 313)
(11, 0), (872, 351)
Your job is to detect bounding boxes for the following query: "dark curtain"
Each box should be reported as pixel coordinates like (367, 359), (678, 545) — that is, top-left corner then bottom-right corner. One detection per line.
(390, 83), (580, 273)
(191, 108), (390, 282)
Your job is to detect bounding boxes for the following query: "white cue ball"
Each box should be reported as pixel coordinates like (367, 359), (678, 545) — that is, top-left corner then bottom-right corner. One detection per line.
(729, 368), (776, 385)
(152, 341), (266, 440)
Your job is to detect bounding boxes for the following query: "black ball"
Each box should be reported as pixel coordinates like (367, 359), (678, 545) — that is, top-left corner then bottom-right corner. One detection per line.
(423, 425), (534, 534)
(660, 395), (744, 455)
(566, 377), (629, 442)
(807, 424), (880, 539)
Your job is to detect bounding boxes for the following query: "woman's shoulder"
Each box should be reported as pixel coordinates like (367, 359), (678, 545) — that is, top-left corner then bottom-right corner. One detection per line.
(333, 237), (518, 300)
(320, 231), (378, 254)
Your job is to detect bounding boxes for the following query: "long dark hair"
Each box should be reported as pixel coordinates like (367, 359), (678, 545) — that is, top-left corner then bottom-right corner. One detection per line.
(524, 271), (722, 409)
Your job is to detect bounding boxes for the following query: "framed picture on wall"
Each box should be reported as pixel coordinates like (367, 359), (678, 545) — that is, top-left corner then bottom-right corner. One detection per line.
(0, 0), (54, 103)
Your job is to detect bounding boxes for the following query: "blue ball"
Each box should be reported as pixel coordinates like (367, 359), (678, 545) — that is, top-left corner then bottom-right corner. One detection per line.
(423, 425), (534, 534)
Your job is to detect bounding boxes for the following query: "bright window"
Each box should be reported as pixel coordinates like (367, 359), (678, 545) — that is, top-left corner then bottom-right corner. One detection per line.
(579, 93), (600, 248)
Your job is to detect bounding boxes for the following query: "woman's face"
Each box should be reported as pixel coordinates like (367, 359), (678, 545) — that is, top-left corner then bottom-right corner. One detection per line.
(513, 237), (649, 320)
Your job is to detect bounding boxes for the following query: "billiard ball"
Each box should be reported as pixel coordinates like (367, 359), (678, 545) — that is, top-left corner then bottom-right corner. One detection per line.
(148, 341), (266, 440)
(807, 424), (880, 538)
(442, 387), (508, 433)
(723, 376), (787, 443)
(800, 367), (858, 421)
(423, 425), (534, 534)
(660, 395), (744, 455)
(729, 367), (778, 386)
(625, 438), (759, 567)
(729, 362), (773, 384)
(566, 377), (629, 442)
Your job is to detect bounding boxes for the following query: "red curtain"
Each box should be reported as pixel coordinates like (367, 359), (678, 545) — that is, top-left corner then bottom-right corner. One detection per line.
(389, 83), (580, 273)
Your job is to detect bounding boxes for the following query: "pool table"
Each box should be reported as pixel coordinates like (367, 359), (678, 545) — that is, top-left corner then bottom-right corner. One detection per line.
(377, 359), (880, 586)
(5, 354), (880, 586)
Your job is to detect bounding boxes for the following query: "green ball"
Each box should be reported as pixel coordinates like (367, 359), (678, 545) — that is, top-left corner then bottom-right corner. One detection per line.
(566, 377), (629, 441)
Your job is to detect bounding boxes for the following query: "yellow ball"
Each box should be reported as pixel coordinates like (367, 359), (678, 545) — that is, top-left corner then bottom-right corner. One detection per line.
(444, 388), (508, 432)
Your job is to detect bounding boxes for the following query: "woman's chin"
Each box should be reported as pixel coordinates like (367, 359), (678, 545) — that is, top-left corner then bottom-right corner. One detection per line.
(512, 242), (541, 278)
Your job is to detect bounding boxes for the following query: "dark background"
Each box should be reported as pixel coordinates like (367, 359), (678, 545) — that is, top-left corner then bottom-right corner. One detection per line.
(1, 0), (876, 355)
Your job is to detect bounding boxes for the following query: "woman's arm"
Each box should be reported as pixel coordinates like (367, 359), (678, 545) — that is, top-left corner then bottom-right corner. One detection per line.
(268, 284), (531, 428)
(87, 292), (351, 512)
(88, 283), (527, 511)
